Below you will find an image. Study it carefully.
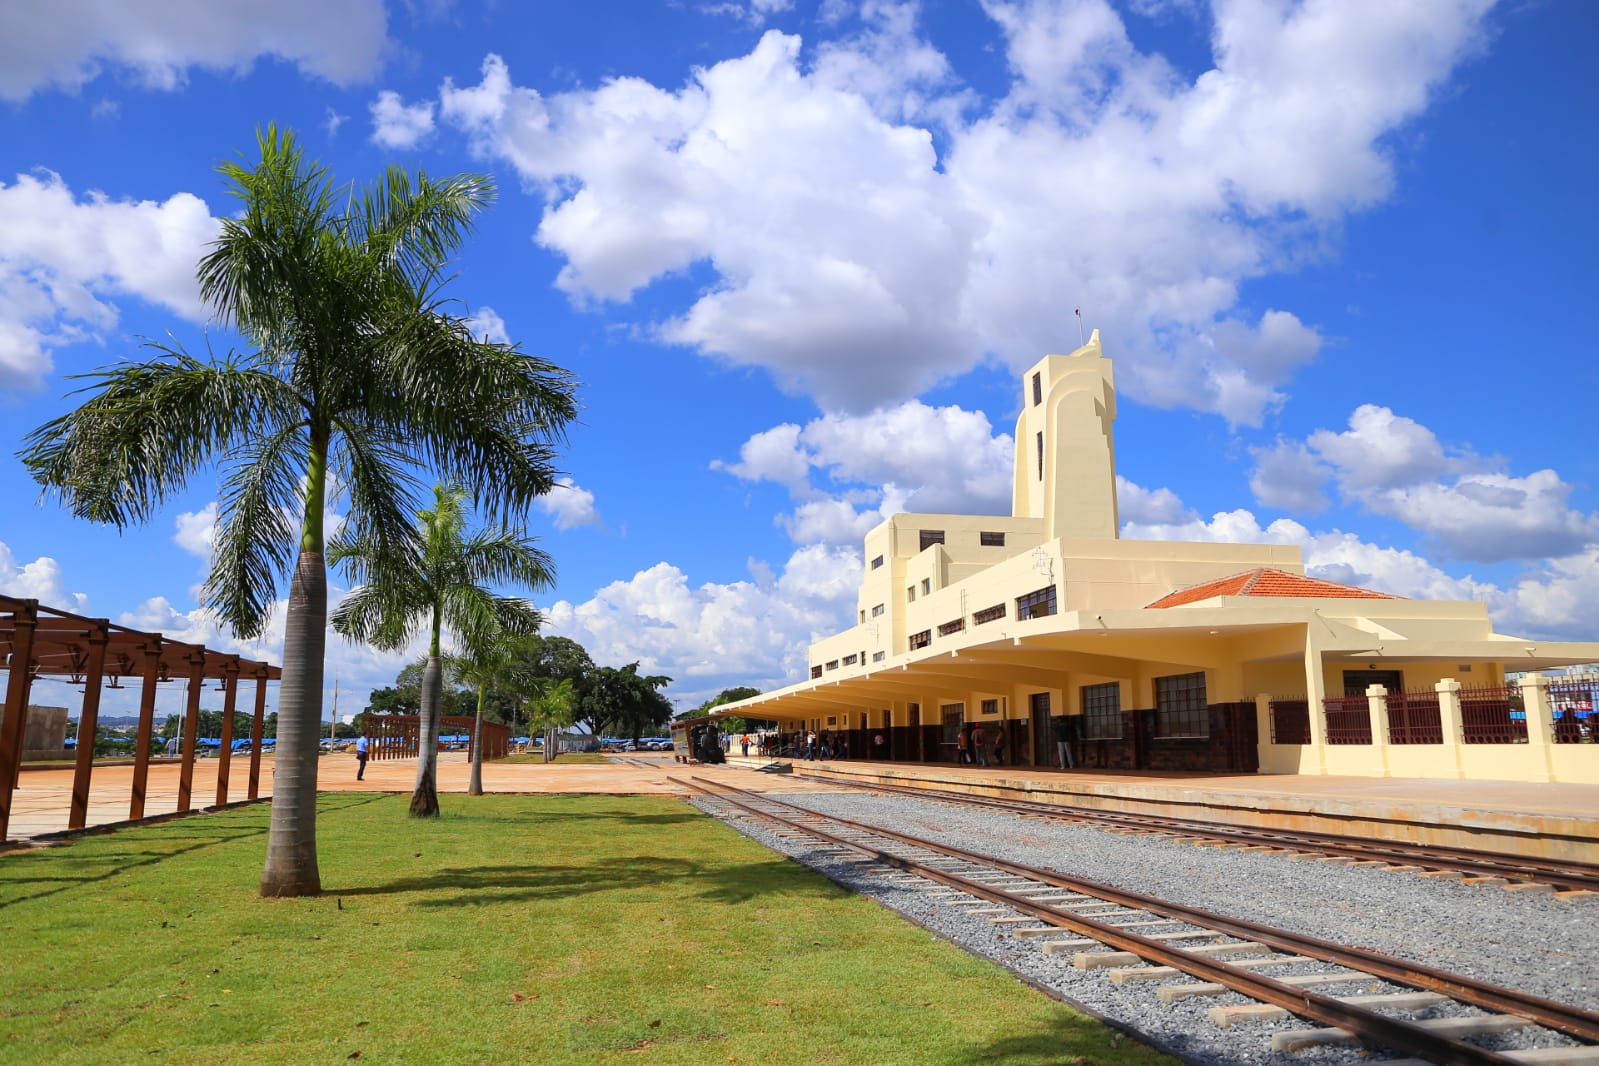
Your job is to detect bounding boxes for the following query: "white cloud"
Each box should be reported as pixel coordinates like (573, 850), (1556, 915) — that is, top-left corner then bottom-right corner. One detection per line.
(324, 106), (349, 138)
(1254, 405), (1599, 564)
(0, 541), (89, 612)
(436, 1), (1491, 420)
(370, 90), (436, 149)
(173, 502), (219, 559)
(0, 170), (218, 389)
(543, 544), (858, 705)
(0, 0), (389, 102)
(1115, 476), (1194, 526)
(716, 401), (1013, 544)
(535, 477), (601, 531)
(465, 305), (509, 344)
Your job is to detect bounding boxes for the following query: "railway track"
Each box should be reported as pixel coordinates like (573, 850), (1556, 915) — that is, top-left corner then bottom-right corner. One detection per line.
(791, 772), (1599, 895)
(676, 774), (1599, 1066)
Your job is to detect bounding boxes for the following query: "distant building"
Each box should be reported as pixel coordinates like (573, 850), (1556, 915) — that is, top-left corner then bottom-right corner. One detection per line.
(726, 333), (1599, 783)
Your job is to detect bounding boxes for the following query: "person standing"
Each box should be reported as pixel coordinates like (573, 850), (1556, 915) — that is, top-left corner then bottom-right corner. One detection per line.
(991, 725), (1006, 766)
(355, 733), (370, 781)
(956, 726), (970, 765)
(972, 724), (988, 767)
(740, 734), (750, 757)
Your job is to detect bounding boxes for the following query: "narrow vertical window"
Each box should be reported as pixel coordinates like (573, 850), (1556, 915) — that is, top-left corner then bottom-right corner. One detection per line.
(1036, 431), (1044, 481)
(1032, 371), (1042, 406)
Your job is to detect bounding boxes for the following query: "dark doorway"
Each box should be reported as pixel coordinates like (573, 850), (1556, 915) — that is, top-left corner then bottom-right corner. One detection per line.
(908, 703), (921, 761)
(1346, 670), (1402, 697)
(1029, 692), (1052, 768)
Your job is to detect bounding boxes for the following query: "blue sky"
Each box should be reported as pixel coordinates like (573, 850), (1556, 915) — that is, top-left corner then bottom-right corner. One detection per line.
(1, 0), (1595, 722)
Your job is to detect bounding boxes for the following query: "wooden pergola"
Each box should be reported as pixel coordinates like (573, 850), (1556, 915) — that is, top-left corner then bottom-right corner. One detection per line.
(0, 595), (281, 841)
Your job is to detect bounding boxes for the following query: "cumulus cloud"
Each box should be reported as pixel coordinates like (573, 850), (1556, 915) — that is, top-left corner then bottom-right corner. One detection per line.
(543, 544), (859, 704)
(173, 502), (219, 559)
(0, 171), (219, 388)
(465, 305), (509, 344)
(715, 401), (1013, 544)
(0, 0), (389, 101)
(435, 1), (1491, 420)
(1252, 405), (1599, 564)
(370, 90), (436, 149)
(0, 541), (89, 612)
(535, 477), (602, 531)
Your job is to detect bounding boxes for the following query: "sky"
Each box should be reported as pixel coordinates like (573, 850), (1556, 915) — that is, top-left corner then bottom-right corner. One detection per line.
(1, 0), (1596, 725)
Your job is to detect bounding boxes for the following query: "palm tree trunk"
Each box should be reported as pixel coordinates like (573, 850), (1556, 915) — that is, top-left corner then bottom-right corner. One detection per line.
(259, 549), (326, 897)
(468, 685), (485, 796)
(411, 653), (442, 816)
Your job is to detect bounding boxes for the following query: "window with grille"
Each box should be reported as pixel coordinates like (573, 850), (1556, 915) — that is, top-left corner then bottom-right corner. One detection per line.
(919, 529), (945, 552)
(980, 531), (1005, 547)
(940, 703), (964, 744)
(1081, 682), (1121, 740)
(842, 653), (857, 666)
(810, 665), (822, 679)
(938, 618), (965, 637)
(1016, 585), (1057, 620)
(980, 698), (1000, 715)
(870, 555), (884, 570)
(871, 603), (884, 617)
(1155, 672), (1209, 738)
(1032, 371), (1042, 406)
(825, 660), (839, 672)
(909, 629), (931, 650)
(973, 603), (1005, 625)
(872, 650), (885, 662)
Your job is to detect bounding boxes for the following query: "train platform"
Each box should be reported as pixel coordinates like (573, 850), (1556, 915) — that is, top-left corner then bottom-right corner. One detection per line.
(731, 756), (1599, 863)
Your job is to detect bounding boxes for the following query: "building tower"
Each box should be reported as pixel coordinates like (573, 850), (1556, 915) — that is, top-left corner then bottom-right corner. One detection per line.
(1010, 329), (1119, 540)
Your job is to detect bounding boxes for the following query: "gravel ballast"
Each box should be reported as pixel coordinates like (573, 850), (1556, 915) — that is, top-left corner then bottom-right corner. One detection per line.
(692, 786), (1597, 1066)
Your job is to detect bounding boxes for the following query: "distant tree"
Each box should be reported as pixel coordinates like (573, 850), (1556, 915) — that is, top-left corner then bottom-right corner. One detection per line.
(524, 677), (577, 763)
(578, 663), (672, 741)
(331, 483), (553, 816)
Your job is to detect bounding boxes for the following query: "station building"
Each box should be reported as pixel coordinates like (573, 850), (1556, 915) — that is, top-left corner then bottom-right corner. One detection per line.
(723, 333), (1599, 785)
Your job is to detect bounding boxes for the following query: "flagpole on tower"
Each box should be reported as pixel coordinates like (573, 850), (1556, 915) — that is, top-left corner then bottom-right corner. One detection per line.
(1075, 308), (1084, 348)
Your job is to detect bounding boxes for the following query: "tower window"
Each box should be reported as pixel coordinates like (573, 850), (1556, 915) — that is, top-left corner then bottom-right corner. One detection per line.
(1036, 431), (1044, 481)
(1032, 371), (1042, 406)
(919, 529), (945, 552)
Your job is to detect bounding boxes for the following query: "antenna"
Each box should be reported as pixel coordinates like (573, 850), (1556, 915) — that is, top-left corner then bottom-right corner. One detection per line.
(1075, 308), (1084, 348)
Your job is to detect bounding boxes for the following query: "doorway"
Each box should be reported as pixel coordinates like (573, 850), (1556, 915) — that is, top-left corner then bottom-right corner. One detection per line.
(1029, 692), (1053, 768)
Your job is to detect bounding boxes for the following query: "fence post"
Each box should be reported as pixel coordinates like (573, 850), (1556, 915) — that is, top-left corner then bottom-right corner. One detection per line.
(1518, 675), (1556, 783)
(1366, 684), (1392, 778)
(1434, 678), (1465, 779)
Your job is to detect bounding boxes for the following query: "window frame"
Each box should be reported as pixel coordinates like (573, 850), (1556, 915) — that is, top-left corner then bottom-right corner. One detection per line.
(1080, 682), (1122, 740)
(1154, 671), (1210, 739)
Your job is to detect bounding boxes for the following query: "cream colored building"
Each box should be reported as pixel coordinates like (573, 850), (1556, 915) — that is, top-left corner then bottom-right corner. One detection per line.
(726, 333), (1599, 784)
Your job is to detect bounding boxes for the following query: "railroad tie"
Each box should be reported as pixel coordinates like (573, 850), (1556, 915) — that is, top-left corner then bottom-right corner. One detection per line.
(1108, 954), (1313, 985)
(1043, 929), (1227, 959)
(1270, 1013), (1532, 1052)
(1209, 990), (1448, 1028)
(1156, 967), (1368, 1002)
(1503, 882), (1555, 895)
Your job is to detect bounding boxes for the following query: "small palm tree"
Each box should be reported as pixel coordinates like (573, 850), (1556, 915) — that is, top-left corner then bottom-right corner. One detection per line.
(332, 484), (552, 815)
(525, 676), (577, 763)
(20, 126), (576, 895)
(448, 631), (534, 796)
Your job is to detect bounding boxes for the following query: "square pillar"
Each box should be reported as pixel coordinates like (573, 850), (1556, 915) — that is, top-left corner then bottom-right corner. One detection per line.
(1302, 626), (1329, 774)
(1366, 684), (1393, 778)
(1434, 678), (1466, 779)
(1518, 676), (1557, 783)
(68, 624), (111, 830)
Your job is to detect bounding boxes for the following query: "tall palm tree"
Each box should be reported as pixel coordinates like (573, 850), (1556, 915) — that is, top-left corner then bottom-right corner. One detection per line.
(19, 127), (577, 896)
(332, 484), (552, 814)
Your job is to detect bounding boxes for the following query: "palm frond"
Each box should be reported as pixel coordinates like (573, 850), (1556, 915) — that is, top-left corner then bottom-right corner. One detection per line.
(205, 418), (307, 637)
(19, 347), (296, 530)
(459, 527), (556, 592)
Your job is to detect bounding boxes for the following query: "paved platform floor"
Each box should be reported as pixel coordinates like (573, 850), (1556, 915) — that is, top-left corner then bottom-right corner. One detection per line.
(9, 751), (1598, 861)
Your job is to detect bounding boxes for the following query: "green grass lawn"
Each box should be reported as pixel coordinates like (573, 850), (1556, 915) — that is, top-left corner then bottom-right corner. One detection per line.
(0, 793), (1175, 1066)
(499, 751), (611, 765)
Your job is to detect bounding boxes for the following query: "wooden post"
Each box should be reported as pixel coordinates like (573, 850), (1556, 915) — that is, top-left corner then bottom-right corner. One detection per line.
(176, 649), (204, 812)
(129, 641), (162, 821)
(215, 659), (240, 807)
(247, 672), (267, 801)
(0, 600), (39, 842)
(68, 623), (111, 830)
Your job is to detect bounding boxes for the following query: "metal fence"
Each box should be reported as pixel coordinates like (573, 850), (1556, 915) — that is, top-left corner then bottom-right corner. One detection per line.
(1460, 685), (1527, 744)
(1322, 694), (1372, 745)
(1269, 698), (1310, 744)
(1386, 690), (1442, 745)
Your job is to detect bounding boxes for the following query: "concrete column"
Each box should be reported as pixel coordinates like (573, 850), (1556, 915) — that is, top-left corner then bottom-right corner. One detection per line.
(1302, 625), (1329, 774)
(1434, 678), (1465, 779)
(1366, 683), (1393, 778)
(1519, 675), (1556, 783)
(1253, 692), (1274, 768)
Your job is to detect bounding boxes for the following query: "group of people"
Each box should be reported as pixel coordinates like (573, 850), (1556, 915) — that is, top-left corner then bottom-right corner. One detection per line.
(771, 729), (854, 761)
(955, 722), (1006, 766)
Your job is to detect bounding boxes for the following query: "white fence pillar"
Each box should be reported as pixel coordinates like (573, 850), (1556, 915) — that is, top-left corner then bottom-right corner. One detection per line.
(1367, 683), (1393, 778)
(1518, 676), (1556, 783)
(1434, 678), (1465, 779)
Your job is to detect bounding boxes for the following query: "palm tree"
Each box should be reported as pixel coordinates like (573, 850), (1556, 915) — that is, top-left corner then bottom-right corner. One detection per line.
(332, 484), (552, 814)
(448, 632), (535, 796)
(19, 127), (577, 896)
(525, 676), (577, 763)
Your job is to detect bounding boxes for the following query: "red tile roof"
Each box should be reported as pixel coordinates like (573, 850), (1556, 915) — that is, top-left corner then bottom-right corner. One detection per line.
(1146, 567), (1404, 609)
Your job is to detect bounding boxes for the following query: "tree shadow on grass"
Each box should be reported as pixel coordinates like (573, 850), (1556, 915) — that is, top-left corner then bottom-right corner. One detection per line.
(0, 824), (269, 911)
(329, 855), (840, 909)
